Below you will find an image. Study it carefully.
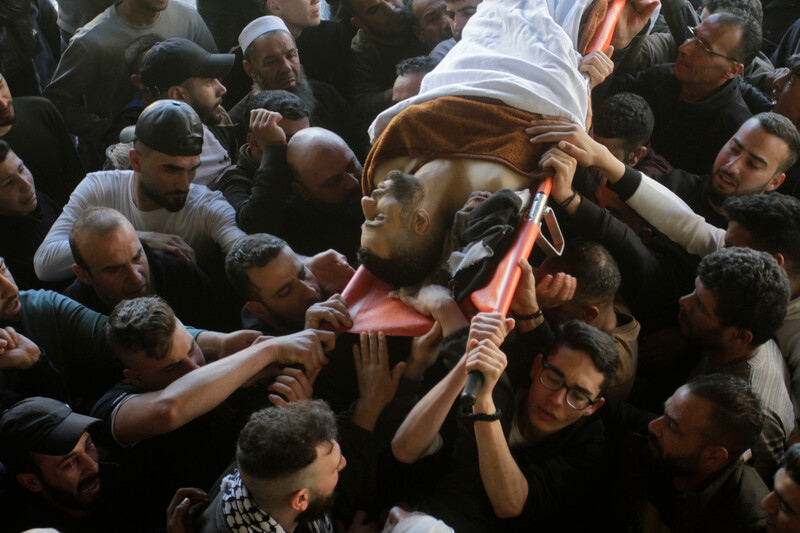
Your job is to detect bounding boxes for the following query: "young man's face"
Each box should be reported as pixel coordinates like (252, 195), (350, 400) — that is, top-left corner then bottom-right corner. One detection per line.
(271, 0), (322, 33)
(647, 386), (712, 476)
(411, 0), (451, 50)
(773, 70), (800, 128)
(0, 257), (21, 323)
(24, 432), (102, 511)
(245, 246), (322, 329)
(678, 277), (732, 348)
(763, 467), (800, 533)
(445, 0), (480, 41)
(296, 440), (347, 523)
(0, 150), (37, 216)
(123, 321), (206, 391)
(351, 0), (408, 39)
(182, 77), (226, 127)
(74, 225), (151, 309)
(525, 346), (605, 438)
(0, 73), (15, 128)
(708, 120), (790, 207)
(132, 146), (200, 212)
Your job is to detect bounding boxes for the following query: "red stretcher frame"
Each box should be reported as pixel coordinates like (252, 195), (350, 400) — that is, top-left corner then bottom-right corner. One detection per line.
(341, 0), (626, 335)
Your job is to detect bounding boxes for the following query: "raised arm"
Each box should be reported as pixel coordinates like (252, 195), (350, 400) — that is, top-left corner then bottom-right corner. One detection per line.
(111, 330), (333, 445)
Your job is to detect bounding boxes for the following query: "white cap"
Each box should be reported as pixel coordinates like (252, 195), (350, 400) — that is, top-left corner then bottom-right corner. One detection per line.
(383, 513), (455, 533)
(238, 16), (292, 53)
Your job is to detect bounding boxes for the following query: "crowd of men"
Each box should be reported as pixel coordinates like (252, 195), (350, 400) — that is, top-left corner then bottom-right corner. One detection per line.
(2, 0), (800, 531)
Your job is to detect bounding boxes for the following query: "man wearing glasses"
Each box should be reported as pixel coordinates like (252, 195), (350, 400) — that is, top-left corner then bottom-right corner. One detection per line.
(596, 12), (762, 176)
(392, 316), (619, 532)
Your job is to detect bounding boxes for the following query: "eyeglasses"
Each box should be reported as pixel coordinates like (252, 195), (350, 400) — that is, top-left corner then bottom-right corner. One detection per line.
(685, 26), (740, 63)
(539, 362), (600, 410)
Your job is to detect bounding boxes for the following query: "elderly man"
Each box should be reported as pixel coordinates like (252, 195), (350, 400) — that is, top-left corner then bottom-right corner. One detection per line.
(229, 16), (361, 158)
(34, 99), (245, 282)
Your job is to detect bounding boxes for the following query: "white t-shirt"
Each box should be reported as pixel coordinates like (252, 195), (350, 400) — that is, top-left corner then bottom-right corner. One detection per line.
(34, 170), (245, 281)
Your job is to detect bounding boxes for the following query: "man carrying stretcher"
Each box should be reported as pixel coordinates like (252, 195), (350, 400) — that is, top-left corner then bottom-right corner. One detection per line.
(356, 0), (659, 288)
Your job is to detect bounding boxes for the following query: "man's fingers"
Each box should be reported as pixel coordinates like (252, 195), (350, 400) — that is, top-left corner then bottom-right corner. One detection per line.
(268, 394), (289, 408)
(315, 329), (336, 352)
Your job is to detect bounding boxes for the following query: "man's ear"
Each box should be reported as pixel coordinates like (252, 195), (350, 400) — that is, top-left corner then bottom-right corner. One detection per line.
(725, 61), (745, 80)
(731, 327), (754, 347)
(130, 73), (144, 91)
(129, 148), (142, 172)
(700, 444), (729, 470)
(584, 396), (605, 416)
(16, 472), (43, 493)
(766, 172), (786, 192)
(243, 60), (256, 81)
(266, 0), (281, 15)
(530, 353), (543, 379)
(772, 252), (786, 268)
(580, 305), (600, 324)
(628, 145), (648, 167)
(72, 263), (92, 286)
(351, 16), (366, 31)
(289, 488), (310, 512)
(123, 368), (145, 389)
(411, 209), (431, 236)
(245, 300), (271, 323)
(166, 85), (186, 102)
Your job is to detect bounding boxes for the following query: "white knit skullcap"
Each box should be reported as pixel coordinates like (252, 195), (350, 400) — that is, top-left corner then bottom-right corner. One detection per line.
(238, 16), (291, 53)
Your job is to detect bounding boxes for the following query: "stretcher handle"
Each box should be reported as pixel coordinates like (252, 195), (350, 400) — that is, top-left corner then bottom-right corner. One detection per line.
(585, 0), (627, 53)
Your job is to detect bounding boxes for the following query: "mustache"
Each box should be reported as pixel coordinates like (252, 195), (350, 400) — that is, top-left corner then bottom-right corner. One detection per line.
(78, 473), (100, 492)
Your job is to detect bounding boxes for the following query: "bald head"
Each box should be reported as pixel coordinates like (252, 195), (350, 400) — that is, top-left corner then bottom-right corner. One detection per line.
(286, 128), (362, 208)
(70, 208), (134, 269)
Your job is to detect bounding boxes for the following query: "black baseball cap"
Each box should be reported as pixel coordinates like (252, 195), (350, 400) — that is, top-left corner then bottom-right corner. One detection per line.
(140, 37), (235, 97)
(0, 397), (101, 470)
(121, 100), (204, 156)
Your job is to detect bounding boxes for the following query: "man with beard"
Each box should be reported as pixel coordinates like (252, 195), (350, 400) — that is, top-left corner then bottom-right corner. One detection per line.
(230, 16), (365, 160)
(34, 99), (245, 282)
(408, 0), (452, 52)
(0, 70), (85, 209)
(762, 444), (800, 533)
(139, 37), (237, 188)
(615, 374), (769, 531)
(0, 397), (133, 533)
(195, 401), (344, 533)
(430, 0), (482, 60)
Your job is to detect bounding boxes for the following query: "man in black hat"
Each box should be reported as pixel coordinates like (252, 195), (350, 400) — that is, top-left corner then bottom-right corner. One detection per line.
(0, 396), (127, 532)
(139, 37), (238, 187)
(33, 99), (245, 283)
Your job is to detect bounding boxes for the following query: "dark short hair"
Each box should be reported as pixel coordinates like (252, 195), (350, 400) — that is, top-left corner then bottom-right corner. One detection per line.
(593, 93), (654, 154)
(703, 0), (763, 25)
(246, 90), (310, 121)
(783, 444), (800, 485)
(697, 247), (790, 346)
(789, 54), (800, 78)
(544, 320), (620, 391)
(124, 34), (163, 75)
(686, 373), (764, 461)
(724, 193), (800, 278)
(396, 56), (439, 76)
(236, 400), (337, 481)
(0, 140), (10, 165)
(106, 297), (177, 360)
(708, 12), (761, 67)
(752, 112), (800, 172)
(540, 240), (621, 307)
(226, 234), (289, 300)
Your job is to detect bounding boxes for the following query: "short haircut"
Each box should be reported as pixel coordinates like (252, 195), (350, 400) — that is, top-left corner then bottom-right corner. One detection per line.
(593, 93), (655, 153)
(540, 240), (621, 307)
(696, 247), (790, 346)
(396, 56), (439, 76)
(789, 54), (800, 78)
(704, 0), (763, 26)
(752, 112), (800, 173)
(236, 400), (337, 481)
(246, 90), (310, 121)
(226, 234), (289, 300)
(124, 34), (163, 75)
(724, 193), (800, 278)
(783, 444), (800, 485)
(709, 12), (761, 67)
(686, 373), (764, 462)
(69, 207), (130, 272)
(0, 140), (10, 165)
(544, 320), (620, 391)
(106, 296), (177, 360)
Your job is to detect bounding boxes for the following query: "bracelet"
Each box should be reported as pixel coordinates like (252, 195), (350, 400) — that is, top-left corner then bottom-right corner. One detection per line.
(464, 410), (502, 422)
(558, 191), (578, 209)
(512, 308), (543, 321)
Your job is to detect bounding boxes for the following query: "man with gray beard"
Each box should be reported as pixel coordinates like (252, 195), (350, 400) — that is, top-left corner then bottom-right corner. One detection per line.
(228, 16), (367, 161)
